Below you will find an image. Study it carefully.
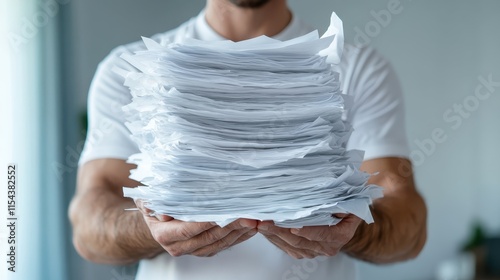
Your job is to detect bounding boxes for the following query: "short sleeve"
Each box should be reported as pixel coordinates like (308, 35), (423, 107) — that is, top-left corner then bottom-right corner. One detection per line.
(77, 23), (198, 166)
(341, 46), (410, 160)
(78, 45), (142, 166)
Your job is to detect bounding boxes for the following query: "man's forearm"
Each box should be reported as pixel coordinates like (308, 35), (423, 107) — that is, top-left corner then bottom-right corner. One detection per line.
(70, 189), (163, 265)
(342, 185), (427, 263)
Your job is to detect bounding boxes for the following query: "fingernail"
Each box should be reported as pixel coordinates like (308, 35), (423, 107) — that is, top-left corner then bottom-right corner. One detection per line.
(247, 230), (257, 237)
(290, 228), (300, 234)
(259, 224), (269, 231)
(156, 214), (169, 222)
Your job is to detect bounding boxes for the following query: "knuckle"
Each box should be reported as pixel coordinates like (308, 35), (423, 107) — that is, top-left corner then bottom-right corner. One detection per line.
(166, 246), (183, 257)
(219, 237), (231, 249)
(177, 227), (192, 240)
(191, 250), (208, 257)
(324, 248), (339, 257)
(156, 236), (167, 246)
(203, 229), (221, 243)
(282, 249), (304, 260)
(324, 251), (336, 257)
(290, 238), (302, 247)
(152, 231), (166, 245)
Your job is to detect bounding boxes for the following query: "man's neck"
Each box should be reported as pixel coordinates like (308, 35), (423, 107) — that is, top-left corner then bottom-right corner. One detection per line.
(205, 0), (291, 41)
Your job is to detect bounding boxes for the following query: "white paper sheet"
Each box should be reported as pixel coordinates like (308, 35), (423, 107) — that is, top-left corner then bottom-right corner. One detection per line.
(118, 12), (383, 228)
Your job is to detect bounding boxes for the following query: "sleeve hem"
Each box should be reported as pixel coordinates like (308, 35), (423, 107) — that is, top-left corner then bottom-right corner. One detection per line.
(361, 144), (410, 161)
(78, 147), (137, 166)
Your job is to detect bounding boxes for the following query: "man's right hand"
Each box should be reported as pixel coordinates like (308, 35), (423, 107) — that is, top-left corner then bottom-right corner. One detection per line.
(70, 159), (259, 264)
(136, 200), (258, 257)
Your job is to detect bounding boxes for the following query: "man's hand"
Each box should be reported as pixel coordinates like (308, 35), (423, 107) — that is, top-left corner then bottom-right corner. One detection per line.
(136, 200), (258, 257)
(257, 158), (427, 263)
(257, 214), (362, 259)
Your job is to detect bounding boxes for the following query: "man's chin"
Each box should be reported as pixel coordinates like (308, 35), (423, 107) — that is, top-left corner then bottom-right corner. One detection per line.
(228, 0), (271, 9)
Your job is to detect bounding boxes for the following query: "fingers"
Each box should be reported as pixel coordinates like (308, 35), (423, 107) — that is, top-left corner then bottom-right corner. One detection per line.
(259, 223), (319, 250)
(191, 228), (258, 257)
(290, 226), (336, 242)
(264, 234), (319, 259)
(164, 220), (253, 255)
(150, 219), (257, 257)
(237, 218), (258, 228)
(158, 220), (218, 242)
(290, 215), (361, 244)
(231, 228), (259, 248)
(136, 200), (259, 257)
(259, 223), (336, 257)
(258, 221), (363, 258)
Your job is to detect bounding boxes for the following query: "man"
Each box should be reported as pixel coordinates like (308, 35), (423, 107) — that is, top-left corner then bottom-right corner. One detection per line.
(69, 0), (427, 279)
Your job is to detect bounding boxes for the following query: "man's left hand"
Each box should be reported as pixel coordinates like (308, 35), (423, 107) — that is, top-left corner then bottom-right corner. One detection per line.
(257, 214), (362, 259)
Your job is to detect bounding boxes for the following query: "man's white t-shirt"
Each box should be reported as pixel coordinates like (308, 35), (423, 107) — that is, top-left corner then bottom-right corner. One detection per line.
(79, 11), (410, 280)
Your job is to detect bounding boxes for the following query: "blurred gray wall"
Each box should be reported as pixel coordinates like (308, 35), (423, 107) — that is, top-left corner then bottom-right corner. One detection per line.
(65, 1), (500, 279)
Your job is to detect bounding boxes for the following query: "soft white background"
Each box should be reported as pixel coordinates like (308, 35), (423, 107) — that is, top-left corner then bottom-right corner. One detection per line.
(65, 0), (500, 279)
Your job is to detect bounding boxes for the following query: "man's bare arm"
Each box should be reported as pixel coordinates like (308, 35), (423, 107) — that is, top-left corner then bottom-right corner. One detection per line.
(69, 158), (258, 265)
(69, 159), (162, 265)
(257, 157), (426, 263)
(342, 157), (427, 263)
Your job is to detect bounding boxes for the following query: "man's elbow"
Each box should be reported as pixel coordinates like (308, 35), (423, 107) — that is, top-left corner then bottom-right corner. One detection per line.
(407, 216), (427, 260)
(72, 233), (99, 263)
(71, 224), (136, 265)
(403, 191), (428, 261)
(384, 191), (428, 263)
(370, 228), (426, 265)
(69, 197), (99, 263)
(69, 197), (135, 265)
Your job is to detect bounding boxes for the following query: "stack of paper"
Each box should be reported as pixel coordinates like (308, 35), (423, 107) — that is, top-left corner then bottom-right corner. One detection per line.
(119, 12), (383, 228)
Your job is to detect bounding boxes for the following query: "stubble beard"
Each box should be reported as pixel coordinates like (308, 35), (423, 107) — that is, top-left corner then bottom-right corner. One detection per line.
(228, 0), (271, 8)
